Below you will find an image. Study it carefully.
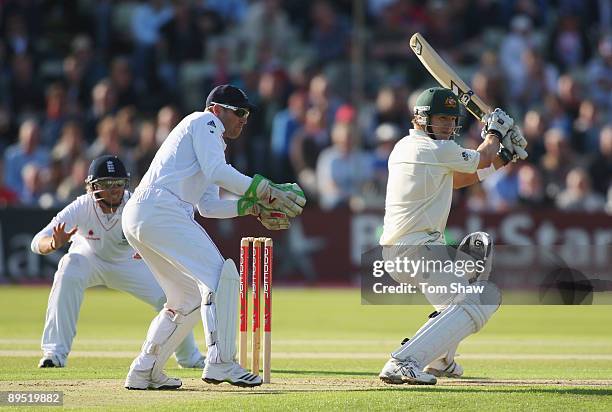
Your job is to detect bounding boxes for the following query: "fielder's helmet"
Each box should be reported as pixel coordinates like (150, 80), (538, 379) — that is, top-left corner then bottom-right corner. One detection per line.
(85, 155), (129, 184)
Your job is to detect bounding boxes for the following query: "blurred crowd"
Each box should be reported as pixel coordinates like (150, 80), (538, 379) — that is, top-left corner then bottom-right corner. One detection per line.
(0, 0), (610, 214)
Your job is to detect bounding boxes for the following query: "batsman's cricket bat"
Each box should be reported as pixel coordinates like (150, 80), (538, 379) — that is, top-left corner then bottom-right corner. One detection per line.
(410, 32), (491, 122)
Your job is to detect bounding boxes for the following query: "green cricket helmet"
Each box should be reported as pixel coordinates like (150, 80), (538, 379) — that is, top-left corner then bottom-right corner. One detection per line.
(413, 87), (463, 139)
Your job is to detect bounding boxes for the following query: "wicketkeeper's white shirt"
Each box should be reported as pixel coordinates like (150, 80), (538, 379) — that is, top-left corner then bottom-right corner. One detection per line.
(138, 111), (251, 216)
(380, 129), (480, 246)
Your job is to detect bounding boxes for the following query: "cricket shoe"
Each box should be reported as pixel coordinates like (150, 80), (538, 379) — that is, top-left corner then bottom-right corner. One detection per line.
(424, 357), (464, 378)
(202, 362), (262, 387)
(178, 355), (206, 369)
(379, 357), (437, 385)
(38, 353), (65, 368)
(124, 368), (182, 390)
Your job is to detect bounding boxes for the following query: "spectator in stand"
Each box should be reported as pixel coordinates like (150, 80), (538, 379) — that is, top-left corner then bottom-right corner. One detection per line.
(571, 100), (603, 154)
(7, 53), (44, 115)
(155, 105), (181, 145)
(316, 121), (374, 210)
(109, 57), (139, 109)
(517, 48), (558, 111)
(56, 157), (89, 204)
(471, 68), (508, 114)
(309, 0), (351, 64)
(521, 109), (548, 164)
(365, 86), (410, 148)
(159, 0), (206, 93)
(557, 167), (606, 212)
(557, 74), (582, 120)
(517, 164), (553, 208)
(70, 35), (107, 98)
(62, 55), (88, 113)
(2, 12), (36, 58)
(290, 106), (330, 199)
(369, 1), (418, 67)
(19, 162), (52, 207)
(115, 106), (139, 148)
(540, 128), (577, 200)
(202, 41), (241, 98)
(51, 121), (86, 177)
(0, 107), (15, 153)
(41, 82), (70, 148)
(270, 89), (309, 181)
(133, 120), (158, 184)
(3, 119), (49, 195)
(586, 34), (612, 116)
(87, 116), (135, 175)
(84, 79), (118, 142)
(0, 158), (19, 207)
(483, 162), (520, 211)
(130, 0), (174, 93)
(309, 73), (342, 129)
(547, 14), (591, 73)
(543, 93), (572, 134)
(588, 125), (612, 196)
(364, 123), (401, 207)
(500, 15), (538, 101)
(204, 0), (249, 24)
(240, 0), (297, 67)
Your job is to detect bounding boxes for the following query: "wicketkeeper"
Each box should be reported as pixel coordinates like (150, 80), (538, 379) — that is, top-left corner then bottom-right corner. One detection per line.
(123, 84), (304, 389)
(378, 87), (528, 384)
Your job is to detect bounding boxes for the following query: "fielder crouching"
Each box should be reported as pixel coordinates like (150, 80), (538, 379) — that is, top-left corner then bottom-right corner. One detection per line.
(378, 87), (528, 385)
(32, 155), (205, 369)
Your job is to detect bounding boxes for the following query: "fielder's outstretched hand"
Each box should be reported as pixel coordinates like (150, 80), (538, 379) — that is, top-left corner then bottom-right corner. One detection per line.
(52, 222), (78, 250)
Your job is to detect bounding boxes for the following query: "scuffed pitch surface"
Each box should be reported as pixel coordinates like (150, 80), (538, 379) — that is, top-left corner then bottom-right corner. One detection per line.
(1, 287), (611, 410)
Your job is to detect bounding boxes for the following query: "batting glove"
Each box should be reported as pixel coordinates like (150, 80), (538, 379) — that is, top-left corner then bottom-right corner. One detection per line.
(507, 125), (528, 160)
(482, 108), (514, 140)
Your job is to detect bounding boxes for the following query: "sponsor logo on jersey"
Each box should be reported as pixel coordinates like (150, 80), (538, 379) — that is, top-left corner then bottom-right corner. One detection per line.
(86, 229), (100, 240)
(461, 151), (471, 161)
(207, 120), (216, 128)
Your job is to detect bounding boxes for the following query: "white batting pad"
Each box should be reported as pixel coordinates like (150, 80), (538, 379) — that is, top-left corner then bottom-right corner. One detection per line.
(392, 281), (501, 368)
(203, 259), (239, 363)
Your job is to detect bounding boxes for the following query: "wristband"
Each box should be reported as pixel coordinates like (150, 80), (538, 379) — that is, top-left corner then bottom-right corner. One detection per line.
(476, 164), (496, 181)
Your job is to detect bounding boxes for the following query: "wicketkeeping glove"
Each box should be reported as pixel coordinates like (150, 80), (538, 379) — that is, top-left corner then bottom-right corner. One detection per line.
(242, 175), (306, 218)
(236, 196), (290, 230)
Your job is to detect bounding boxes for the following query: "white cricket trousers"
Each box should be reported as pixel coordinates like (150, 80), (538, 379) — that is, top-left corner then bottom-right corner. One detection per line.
(42, 252), (201, 365)
(122, 186), (225, 315)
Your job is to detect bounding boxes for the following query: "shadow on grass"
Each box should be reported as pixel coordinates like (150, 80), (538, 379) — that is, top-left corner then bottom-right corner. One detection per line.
(179, 386), (612, 396)
(273, 369), (374, 377)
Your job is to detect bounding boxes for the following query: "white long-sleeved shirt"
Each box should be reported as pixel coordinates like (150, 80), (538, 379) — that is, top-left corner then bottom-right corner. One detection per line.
(31, 192), (135, 262)
(138, 111), (251, 218)
(380, 129), (480, 246)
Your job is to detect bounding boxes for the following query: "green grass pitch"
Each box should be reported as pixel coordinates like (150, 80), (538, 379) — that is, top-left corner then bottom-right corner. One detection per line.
(0, 286), (611, 411)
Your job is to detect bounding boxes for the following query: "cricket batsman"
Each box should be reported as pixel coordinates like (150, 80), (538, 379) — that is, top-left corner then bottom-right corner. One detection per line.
(377, 87), (528, 385)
